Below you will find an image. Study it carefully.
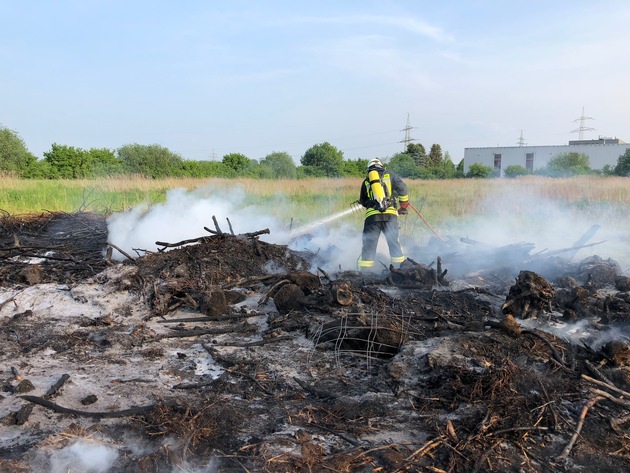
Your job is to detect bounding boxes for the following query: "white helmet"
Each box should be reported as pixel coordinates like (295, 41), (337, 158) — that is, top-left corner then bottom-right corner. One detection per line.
(367, 158), (383, 171)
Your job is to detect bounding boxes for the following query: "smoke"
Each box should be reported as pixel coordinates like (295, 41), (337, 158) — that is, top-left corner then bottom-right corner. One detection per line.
(47, 440), (118, 473)
(519, 318), (630, 352)
(106, 182), (629, 276)
(428, 186), (630, 274)
(107, 186), (290, 260)
(107, 185), (367, 272)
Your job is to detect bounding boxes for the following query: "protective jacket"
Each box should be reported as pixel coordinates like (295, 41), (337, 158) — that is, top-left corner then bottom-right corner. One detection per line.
(359, 169), (409, 219)
(357, 168), (409, 270)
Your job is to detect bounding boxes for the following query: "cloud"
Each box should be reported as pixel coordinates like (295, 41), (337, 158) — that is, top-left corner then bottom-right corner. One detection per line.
(294, 13), (452, 43)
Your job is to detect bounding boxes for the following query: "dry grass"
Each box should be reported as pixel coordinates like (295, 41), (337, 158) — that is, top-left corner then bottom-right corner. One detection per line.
(2, 175), (630, 229)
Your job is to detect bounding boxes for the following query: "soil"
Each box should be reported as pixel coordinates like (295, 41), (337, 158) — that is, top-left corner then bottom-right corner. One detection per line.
(1, 211), (629, 473)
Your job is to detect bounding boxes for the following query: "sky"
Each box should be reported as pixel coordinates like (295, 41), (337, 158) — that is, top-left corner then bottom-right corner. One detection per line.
(2, 0), (629, 164)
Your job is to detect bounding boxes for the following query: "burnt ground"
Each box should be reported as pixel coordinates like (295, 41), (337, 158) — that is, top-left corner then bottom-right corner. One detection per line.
(1, 211), (629, 472)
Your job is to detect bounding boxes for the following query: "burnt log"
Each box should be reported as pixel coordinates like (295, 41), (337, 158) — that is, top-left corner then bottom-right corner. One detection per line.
(331, 280), (353, 306)
(43, 373), (70, 399)
(386, 257), (448, 288)
(199, 290), (228, 317)
(502, 270), (555, 319)
(287, 270), (321, 295)
(273, 283), (306, 314)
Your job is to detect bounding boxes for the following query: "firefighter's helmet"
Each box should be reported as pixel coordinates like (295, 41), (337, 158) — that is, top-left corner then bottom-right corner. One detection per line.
(367, 158), (383, 171)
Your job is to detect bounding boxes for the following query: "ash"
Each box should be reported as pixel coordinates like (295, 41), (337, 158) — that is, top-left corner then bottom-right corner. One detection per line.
(1, 212), (629, 472)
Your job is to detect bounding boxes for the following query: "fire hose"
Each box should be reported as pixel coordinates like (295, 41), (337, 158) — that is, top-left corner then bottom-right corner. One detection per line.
(407, 202), (447, 241)
(351, 200), (446, 241)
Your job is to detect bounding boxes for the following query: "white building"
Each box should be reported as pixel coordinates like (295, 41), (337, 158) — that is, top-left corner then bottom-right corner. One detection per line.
(463, 137), (630, 176)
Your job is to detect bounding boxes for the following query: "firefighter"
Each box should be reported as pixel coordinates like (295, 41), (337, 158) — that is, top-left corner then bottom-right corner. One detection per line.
(358, 158), (410, 271)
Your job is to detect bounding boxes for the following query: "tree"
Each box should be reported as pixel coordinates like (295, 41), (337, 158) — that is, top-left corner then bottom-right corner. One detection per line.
(259, 152), (297, 178)
(0, 127), (37, 177)
(406, 143), (426, 167)
(300, 142), (344, 177)
(118, 143), (184, 178)
(613, 148), (630, 177)
(426, 144), (443, 167)
(342, 158), (368, 177)
(545, 152), (590, 177)
(466, 162), (492, 178)
(43, 144), (93, 179)
(387, 153), (420, 178)
(88, 148), (123, 176)
(504, 164), (531, 178)
(428, 156), (457, 179)
(455, 158), (465, 177)
(181, 160), (231, 178)
(222, 153), (252, 175)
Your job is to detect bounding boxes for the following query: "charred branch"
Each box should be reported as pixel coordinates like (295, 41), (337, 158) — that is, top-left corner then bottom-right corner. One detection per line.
(43, 373), (70, 399)
(20, 395), (161, 418)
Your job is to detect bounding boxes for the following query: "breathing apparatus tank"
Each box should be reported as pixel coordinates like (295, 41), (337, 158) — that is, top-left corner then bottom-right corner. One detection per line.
(368, 169), (386, 211)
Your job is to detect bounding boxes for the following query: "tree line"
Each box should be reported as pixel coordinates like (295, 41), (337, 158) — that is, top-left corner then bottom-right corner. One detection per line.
(2, 126), (630, 179)
(0, 126), (466, 179)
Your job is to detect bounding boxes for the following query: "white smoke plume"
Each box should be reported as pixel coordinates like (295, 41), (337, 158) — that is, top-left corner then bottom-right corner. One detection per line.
(106, 182), (629, 275)
(431, 185), (630, 274)
(107, 186), (366, 272)
(107, 187), (290, 257)
(46, 440), (118, 473)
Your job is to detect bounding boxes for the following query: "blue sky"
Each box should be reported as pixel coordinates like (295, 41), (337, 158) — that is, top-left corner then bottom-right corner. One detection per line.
(2, 1), (629, 163)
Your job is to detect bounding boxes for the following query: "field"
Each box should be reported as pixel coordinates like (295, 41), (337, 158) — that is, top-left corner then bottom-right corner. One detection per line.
(1, 175), (630, 260)
(2, 175), (630, 232)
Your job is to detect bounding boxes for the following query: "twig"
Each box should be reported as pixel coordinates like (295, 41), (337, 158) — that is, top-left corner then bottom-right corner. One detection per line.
(226, 218), (235, 235)
(155, 236), (211, 248)
(258, 279), (291, 306)
(212, 215), (223, 234)
(317, 266), (332, 282)
(584, 360), (616, 386)
(0, 295), (18, 310)
(488, 426), (549, 436)
(581, 374), (630, 399)
(556, 396), (602, 461)
(587, 387), (630, 408)
(403, 436), (444, 462)
(470, 441), (501, 473)
(108, 242), (137, 261)
(522, 330), (571, 369)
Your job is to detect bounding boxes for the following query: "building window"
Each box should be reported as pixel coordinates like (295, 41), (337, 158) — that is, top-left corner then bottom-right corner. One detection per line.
(526, 153), (534, 172)
(493, 154), (501, 171)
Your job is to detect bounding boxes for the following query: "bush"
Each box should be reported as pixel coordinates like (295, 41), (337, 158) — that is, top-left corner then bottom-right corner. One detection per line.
(504, 165), (531, 178)
(466, 162), (493, 178)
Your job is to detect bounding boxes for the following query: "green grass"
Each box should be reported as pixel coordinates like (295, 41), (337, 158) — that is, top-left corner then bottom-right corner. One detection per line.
(2, 175), (630, 233)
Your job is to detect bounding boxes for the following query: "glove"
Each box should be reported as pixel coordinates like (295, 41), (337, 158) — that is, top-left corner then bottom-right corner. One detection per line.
(364, 199), (377, 209)
(398, 201), (410, 215)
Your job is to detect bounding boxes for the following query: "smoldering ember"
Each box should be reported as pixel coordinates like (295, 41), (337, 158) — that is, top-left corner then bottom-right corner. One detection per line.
(1, 211), (629, 473)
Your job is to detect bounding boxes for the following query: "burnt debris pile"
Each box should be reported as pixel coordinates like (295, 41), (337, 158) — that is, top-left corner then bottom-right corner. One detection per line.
(1, 212), (629, 472)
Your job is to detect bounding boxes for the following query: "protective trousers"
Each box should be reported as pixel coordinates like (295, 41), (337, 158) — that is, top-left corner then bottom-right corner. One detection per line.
(359, 217), (405, 269)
